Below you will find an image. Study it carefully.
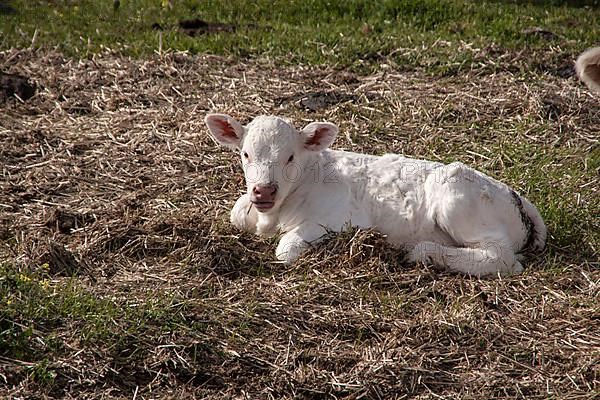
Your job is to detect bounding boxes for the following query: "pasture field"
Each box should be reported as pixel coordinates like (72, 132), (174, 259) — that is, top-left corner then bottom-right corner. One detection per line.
(1, 1), (599, 399)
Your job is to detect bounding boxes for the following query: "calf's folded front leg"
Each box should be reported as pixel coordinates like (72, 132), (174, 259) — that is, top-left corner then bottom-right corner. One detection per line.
(230, 194), (258, 233)
(276, 223), (328, 264)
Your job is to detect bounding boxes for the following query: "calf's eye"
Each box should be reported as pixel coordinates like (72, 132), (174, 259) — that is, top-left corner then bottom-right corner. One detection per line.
(287, 154), (294, 164)
(243, 152), (249, 159)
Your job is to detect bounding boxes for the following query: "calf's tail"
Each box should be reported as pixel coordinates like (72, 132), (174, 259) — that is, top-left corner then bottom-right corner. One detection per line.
(511, 191), (547, 253)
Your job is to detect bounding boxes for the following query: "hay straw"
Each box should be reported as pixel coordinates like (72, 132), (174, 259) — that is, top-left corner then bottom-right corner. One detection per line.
(0, 48), (598, 399)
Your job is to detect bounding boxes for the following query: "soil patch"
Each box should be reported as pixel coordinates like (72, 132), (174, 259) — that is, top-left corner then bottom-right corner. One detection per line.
(0, 72), (35, 102)
(179, 18), (236, 36)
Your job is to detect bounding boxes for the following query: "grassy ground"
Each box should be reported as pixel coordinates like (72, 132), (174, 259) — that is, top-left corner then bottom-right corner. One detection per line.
(2, 0), (600, 72)
(1, 1), (599, 399)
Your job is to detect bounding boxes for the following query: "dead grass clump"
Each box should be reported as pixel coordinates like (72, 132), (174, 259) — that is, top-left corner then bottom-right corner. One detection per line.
(294, 228), (406, 272)
(36, 240), (82, 277)
(44, 208), (96, 234)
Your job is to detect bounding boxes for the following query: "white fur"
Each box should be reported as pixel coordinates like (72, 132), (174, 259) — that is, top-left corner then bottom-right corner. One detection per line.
(576, 47), (600, 93)
(205, 114), (547, 277)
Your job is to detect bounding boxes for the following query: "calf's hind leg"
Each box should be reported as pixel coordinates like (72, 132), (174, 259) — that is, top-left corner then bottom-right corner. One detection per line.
(410, 162), (525, 276)
(408, 241), (522, 277)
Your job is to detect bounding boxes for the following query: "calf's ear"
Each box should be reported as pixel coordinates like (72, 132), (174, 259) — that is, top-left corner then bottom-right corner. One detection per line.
(204, 113), (245, 149)
(576, 47), (600, 93)
(300, 122), (338, 151)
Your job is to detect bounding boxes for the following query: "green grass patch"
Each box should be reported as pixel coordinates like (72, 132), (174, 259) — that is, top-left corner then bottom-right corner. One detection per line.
(500, 144), (600, 256)
(0, 263), (194, 367)
(1, 0), (599, 71)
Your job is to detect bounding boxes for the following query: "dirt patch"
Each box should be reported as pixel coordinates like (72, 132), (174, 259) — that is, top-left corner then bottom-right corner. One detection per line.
(178, 18), (236, 36)
(522, 26), (560, 41)
(0, 72), (36, 102)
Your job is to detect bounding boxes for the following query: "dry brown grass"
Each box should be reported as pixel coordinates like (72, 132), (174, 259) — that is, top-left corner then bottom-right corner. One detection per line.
(0, 48), (598, 399)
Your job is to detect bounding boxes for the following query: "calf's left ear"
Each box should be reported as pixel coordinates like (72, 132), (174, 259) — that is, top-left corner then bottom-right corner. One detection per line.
(204, 113), (245, 149)
(300, 122), (339, 151)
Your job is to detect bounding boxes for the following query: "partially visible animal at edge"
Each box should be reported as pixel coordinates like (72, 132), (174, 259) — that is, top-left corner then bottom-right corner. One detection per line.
(205, 113), (546, 277)
(576, 47), (600, 93)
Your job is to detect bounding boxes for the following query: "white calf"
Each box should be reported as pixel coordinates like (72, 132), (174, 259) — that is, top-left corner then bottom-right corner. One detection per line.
(576, 47), (600, 93)
(205, 114), (546, 277)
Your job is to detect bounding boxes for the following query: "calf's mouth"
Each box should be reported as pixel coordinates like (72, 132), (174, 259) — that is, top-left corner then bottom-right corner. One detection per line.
(251, 200), (275, 211)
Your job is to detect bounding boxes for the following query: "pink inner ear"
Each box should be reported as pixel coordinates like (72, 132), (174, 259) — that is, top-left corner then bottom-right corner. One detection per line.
(305, 127), (327, 147)
(216, 119), (238, 140)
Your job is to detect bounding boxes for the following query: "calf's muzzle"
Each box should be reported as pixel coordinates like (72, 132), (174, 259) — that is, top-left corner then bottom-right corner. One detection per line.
(251, 183), (278, 211)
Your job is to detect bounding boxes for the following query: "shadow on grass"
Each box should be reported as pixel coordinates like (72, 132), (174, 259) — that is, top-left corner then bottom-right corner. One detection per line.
(0, 1), (16, 15)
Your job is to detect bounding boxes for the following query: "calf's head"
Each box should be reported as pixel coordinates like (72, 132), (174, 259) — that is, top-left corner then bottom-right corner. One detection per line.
(205, 114), (338, 212)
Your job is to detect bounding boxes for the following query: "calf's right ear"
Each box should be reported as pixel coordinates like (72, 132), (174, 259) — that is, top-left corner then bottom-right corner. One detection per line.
(204, 113), (245, 149)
